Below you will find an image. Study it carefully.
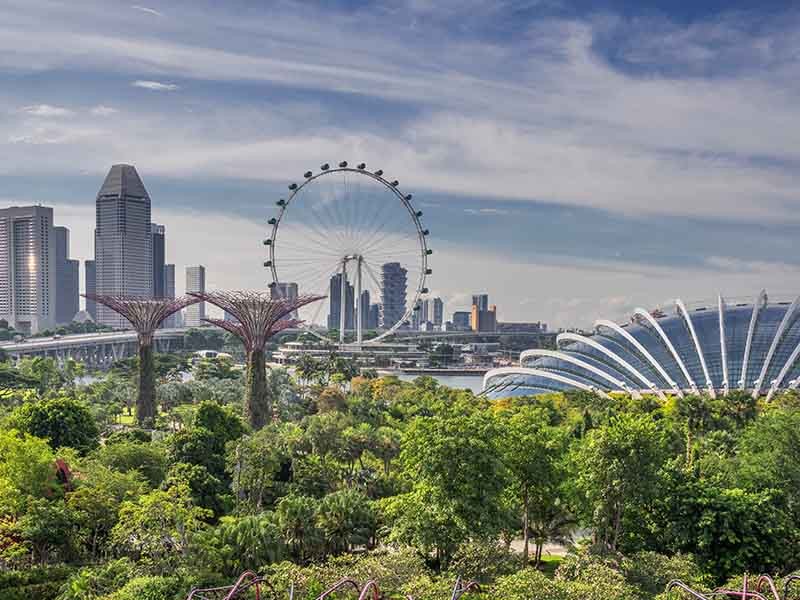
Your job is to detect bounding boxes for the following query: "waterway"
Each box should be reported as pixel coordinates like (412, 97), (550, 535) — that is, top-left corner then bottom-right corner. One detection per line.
(393, 373), (485, 394)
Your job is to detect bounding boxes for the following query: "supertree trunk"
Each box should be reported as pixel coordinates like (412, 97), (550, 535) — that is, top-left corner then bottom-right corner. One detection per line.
(138, 341), (157, 428)
(245, 348), (271, 429)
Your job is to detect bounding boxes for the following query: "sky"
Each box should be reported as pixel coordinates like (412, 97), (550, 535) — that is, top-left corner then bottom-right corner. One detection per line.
(1, 0), (799, 328)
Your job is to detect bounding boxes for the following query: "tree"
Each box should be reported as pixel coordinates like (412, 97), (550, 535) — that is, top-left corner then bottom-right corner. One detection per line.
(392, 410), (507, 566)
(499, 405), (569, 565)
(275, 494), (323, 563)
(571, 413), (665, 552)
(111, 484), (210, 575)
(192, 356), (239, 381)
(0, 430), (58, 515)
(9, 396), (99, 454)
(316, 489), (375, 555)
(227, 427), (283, 513)
(94, 440), (167, 488)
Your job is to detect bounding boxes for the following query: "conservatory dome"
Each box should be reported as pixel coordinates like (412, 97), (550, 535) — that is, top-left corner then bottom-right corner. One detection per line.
(483, 290), (800, 401)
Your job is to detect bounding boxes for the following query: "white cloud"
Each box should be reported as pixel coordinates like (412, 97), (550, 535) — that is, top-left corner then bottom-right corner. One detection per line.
(90, 105), (118, 116)
(20, 104), (73, 117)
(131, 80), (179, 91)
(131, 5), (163, 17)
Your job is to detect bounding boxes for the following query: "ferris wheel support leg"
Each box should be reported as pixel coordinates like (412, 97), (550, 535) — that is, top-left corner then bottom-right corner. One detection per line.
(339, 260), (347, 344)
(356, 256), (363, 346)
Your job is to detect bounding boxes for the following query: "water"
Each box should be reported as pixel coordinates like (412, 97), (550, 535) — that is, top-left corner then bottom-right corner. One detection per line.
(394, 373), (485, 393)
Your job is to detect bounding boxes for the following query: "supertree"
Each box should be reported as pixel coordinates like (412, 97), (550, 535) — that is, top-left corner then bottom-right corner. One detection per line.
(191, 291), (325, 429)
(83, 294), (200, 428)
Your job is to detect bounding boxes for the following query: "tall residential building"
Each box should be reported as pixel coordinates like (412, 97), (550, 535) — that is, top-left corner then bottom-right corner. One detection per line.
(327, 273), (354, 331)
(151, 223), (165, 298)
(271, 282), (299, 319)
(84, 260), (96, 320)
(185, 265), (206, 327)
(472, 294), (489, 312)
(380, 262), (407, 328)
(433, 297), (444, 327)
(54, 226), (79, 324)
(0, 206), (56, 334)
(163, 263), (178, 328)
(368, 303), (381, 330)
(95, 164), (153, 328)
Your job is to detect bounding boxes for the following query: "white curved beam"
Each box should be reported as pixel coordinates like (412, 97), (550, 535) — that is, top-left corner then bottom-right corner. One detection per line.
(557, 332), (666, 400)
(633, 308), (699, 394)
(676, 299), (717, 398)
(520, 348), (634, 396)
(718, 295), (729, 395)
(766, 341), (800, 401)
(594, 319), (683, 397)
(741, 289), (767, 390)
(752, 295), (800, 398)
(482, 366), (612, 399)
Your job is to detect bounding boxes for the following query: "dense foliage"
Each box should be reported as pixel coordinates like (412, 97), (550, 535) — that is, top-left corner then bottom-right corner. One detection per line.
(1, 354), (800, 598)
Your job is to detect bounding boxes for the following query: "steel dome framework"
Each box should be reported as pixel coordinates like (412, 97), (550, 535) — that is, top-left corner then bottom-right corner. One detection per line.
(484, 290), (800, 401)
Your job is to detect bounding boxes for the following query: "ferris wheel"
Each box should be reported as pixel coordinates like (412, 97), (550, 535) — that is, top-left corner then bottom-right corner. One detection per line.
(265, 161), (431, 345)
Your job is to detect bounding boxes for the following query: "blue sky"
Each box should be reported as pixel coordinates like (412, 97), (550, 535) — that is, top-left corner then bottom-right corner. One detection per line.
(1, 0), (799, 327)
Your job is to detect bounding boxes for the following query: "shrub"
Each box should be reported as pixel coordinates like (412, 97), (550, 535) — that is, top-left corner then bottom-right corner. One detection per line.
(56, 558), (134, 600)
(102, 576), (182, 600)
(449, 538), (521, 582)
(491, 568), (567, 600)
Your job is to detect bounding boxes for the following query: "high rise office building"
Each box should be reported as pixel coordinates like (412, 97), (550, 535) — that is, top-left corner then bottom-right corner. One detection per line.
(452, 311), (471, 331)
(433, 297), (444, 327)
(327, 273), (354, 331)
(271, 282), (299, 319)
(95, 164), (153, 328)
(380, 262), (407, 328)
(185, 265), (206, 327)
(369, 304), (381, 330)
(471, 303), (497, 332)
(163, 263), (178, 328)
(472, 294), (489, 312)
(359, 289), (371, 329)
(54, 226), (79, 324)
(84, 260), (96, 320)
(0, 206), (56, 334)
(151, 223), (165, 298)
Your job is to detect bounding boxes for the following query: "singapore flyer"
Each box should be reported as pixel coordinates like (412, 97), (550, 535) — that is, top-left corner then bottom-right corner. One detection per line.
(265, 162), (431, 345)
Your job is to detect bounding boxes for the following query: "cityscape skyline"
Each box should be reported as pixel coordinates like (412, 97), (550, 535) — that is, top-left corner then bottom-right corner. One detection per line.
(2, 1), (799, 328)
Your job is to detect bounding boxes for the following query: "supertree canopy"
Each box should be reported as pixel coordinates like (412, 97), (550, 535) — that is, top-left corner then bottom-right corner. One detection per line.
(83, 294), (200, 427)
(191, 291), (325, 429)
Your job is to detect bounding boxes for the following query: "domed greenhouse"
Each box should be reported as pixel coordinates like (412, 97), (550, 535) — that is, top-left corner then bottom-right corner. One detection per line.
(483, 290), (800, 401)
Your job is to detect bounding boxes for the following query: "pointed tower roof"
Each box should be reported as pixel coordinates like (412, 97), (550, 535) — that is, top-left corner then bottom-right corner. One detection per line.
(97, 164), (150, 200)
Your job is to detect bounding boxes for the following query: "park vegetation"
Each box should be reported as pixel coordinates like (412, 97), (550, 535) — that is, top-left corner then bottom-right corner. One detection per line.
(1, 352), (800, 599)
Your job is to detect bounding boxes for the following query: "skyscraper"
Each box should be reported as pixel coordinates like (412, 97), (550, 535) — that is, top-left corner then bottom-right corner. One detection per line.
(151, 223), (165, 298)
(163, 264), (177, 327)
(433, 297), (444, 327)
(327, 273), (354, 331)
(472, 294), (489, 312)
(271, 282), (299, 319)
(84, 260), (96, 320)
(380, 262), (407, 328)
(359, 289), (371, 330)
(0, 206), (56, 334)
(54, 226), (79, 325)
(185, 265), (206, 327)
(452, 311), (470, 331)
(95, 164), (153, 328)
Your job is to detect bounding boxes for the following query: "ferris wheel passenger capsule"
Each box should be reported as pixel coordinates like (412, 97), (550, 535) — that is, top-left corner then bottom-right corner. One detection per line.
(339, 161), (348, 167)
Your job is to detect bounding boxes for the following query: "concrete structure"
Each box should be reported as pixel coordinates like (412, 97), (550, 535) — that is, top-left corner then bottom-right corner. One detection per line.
(380, 262), (407, 329)
(163, 263), (178, 328)
(95, 164), (153, 328)
(484, 290), (800, 401)
(151, 223), (165, 298)
(433, 297), (444, 327)
(0, 206), (56, 334)
(328, 273), (354, 331)
(471, 304), (497, 333)
(84, 260), (96, 320)
(54, 226), (79, 325)
(452, 311), (471, 331)
(185, 265), (206, 327)
(472, 294), (489, 313)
